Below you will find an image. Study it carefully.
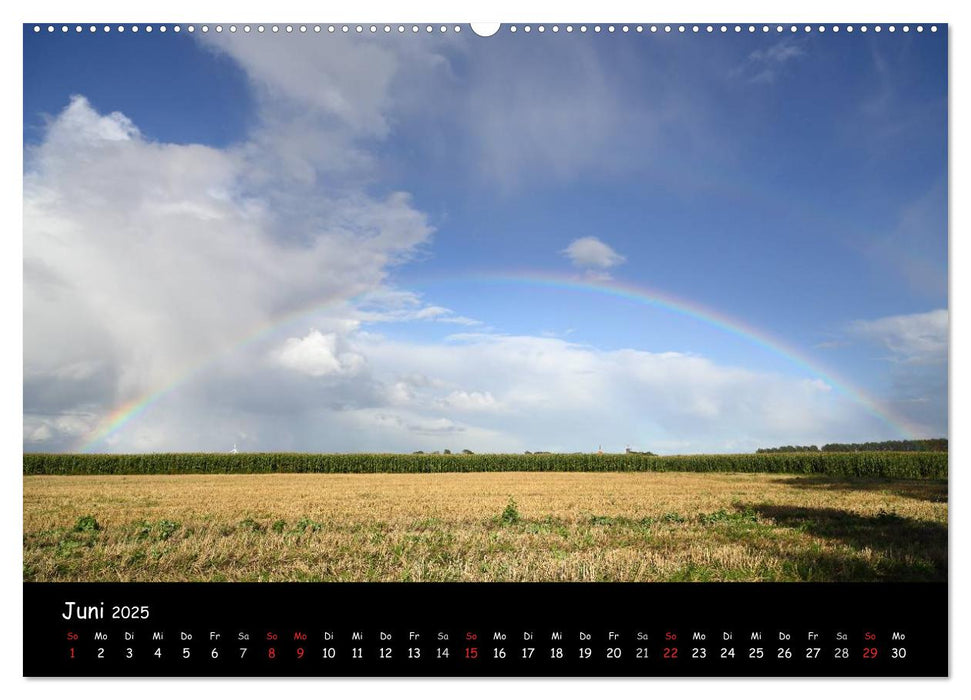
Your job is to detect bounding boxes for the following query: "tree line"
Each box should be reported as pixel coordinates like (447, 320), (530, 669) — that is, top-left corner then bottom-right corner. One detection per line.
(757, 438), (947, 454)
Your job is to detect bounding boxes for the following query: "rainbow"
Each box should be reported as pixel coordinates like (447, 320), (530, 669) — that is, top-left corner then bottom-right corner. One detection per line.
(75, 271), (916, 451)
(450, 271), (916, 437)
(74, 288), (354, 452)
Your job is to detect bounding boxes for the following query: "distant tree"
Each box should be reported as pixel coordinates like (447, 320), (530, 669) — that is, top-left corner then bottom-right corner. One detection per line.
(443, 449), (452, 455)
(462, 449), (474, 455)
(756, 445), (819, 454)
(820, 439), (947, 453)
(412, 451), (425, 455)
(757, 439), (947, 454)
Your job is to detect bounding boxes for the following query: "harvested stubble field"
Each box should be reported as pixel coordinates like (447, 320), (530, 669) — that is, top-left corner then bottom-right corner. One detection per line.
(23, 471), (946, 583)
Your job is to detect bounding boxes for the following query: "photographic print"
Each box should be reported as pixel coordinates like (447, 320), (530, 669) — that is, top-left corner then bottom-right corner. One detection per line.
(21, 21), (948, 677)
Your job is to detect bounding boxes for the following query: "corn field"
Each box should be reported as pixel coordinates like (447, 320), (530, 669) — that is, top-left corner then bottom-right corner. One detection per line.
(23, 451), (947, 479)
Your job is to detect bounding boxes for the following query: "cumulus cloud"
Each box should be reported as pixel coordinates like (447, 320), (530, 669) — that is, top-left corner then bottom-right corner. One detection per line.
(26, 28), (455, 451)
(562, 236), (626, 274)
(273, 330), (365, 378)
(24, 87), (432, 449)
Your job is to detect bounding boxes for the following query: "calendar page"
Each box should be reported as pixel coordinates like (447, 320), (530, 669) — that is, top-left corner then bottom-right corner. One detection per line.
(22, 20), (948, 678)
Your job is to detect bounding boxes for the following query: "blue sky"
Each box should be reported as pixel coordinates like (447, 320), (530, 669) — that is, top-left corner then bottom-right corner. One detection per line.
(23, 25), (948, 453)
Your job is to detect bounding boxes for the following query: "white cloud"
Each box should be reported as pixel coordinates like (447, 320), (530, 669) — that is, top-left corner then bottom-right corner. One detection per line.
(365, 412), (465, 436)
(202, 32), (701, 194)
(845, 309), (947, 437)
(757, 42), (805, 64)
(353, 289), (483, 327)
(24, 34), (474, 452)
(24, 87), (432, 449)
(850, 309), (948, 364)
(205, 33), (399, 137)
(732, 39), (806, 84)
(57, 314), (914, 454)
(48, 96), (140, 142)
(207, 31), (720, 193)
(451, 36), (699, 190)
(23, 412), (97, 445)
(347, 333), (896, 453)
(273, 329), (365, 378)
(25, 423), (52, 443)
(343, 409), (510, 452)
(438, 390), (503, 412)
(562, 237), (626, 271)
(802, 378), (833, 393)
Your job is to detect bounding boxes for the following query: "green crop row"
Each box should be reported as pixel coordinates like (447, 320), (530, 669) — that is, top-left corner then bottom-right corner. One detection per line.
(22, 451), (947, 479)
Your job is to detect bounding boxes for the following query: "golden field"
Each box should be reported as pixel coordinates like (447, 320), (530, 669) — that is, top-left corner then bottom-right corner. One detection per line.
(23, 472), (947, 582)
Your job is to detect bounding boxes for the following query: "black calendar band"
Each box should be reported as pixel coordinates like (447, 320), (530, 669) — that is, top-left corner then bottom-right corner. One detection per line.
(24, 581), (947, 677)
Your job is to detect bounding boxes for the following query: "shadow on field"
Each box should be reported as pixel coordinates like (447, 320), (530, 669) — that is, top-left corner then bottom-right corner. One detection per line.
(742, 504), (947, 581)
(770, 476), (948, 503)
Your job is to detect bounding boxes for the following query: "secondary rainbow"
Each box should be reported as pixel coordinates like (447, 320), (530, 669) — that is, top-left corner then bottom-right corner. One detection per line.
(75, 271), (916, 451)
